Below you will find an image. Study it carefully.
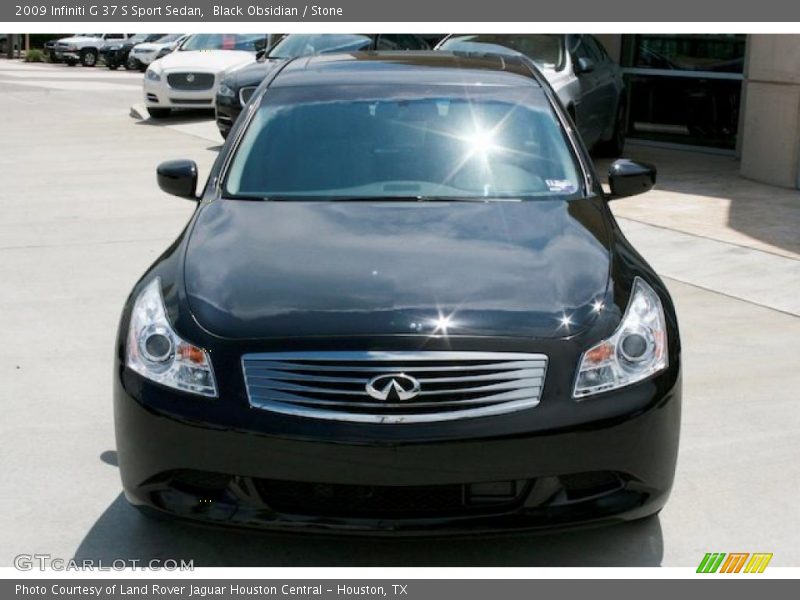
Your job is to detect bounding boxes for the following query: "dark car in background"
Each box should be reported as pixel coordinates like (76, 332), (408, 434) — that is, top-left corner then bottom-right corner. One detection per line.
(215, 33), (430, 138)
(115, 52), (680, 534)
(436, 35), (627, 155)
(44, 37), (61, 61)
(100, 33), (166, 70)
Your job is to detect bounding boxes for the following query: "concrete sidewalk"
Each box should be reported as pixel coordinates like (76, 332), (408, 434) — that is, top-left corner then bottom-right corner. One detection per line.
(599, 145), (800, 260)
(596, 145), (800, 316)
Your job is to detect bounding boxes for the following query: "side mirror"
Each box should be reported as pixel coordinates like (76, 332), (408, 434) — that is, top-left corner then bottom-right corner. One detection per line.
(575, 57), (596, 74)
(608, 159), (657, 199)
(157, 160), (198, 200)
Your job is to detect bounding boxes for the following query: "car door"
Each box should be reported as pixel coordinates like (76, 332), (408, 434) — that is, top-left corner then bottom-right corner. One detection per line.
(584, 35), (621, 139)
(568, 35), (605, 147)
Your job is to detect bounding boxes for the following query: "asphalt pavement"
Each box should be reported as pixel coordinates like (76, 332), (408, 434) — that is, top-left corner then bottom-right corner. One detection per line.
(1, 59), (799, 567)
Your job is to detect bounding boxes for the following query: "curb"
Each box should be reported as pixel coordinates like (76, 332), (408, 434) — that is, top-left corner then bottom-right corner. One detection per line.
(129, 103), (147, 120)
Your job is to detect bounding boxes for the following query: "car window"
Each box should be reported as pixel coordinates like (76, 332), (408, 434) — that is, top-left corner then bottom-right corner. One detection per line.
(225, 85), (582, 201)
(159, 33), (184, 44)
(180, 34), (267, 52)
(438, 35), (565, 71)
(128, 34), (152, 44)
(376, 34), (429, 50)
(569, 35), (600, 68)
(104, 34), (126, 40)
(268, 34), (373, 58)
(584, 36), (607, 62)
(570, 36), (589, 60)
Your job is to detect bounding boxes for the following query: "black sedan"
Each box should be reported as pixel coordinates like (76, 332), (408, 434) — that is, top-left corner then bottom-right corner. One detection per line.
(100, 33), (165, 70)
(215, 33), (430, 138)
(115, 52), (680, 534)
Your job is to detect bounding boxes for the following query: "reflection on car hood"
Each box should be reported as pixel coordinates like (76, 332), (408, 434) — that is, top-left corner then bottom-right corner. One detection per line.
(184, 199), (612, 340)
(156, 49), (256, 73)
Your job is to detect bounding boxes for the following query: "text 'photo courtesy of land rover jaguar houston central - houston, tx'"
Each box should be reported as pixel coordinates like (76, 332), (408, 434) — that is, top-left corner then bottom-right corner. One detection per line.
(114, 52), (681, 534)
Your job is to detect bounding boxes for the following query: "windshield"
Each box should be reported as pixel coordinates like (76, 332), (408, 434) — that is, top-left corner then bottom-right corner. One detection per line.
(267, 34), (373, 59)
(129, 33), (162, 44)
(224, 85), (582, 201)
(180, 34), (267, 53)
(158, 33), (184, 44)
(439, 35), (566, 71)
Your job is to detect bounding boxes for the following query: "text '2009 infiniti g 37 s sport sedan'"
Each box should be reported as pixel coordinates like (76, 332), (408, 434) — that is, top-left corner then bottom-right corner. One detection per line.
(114, 51), (681, 535)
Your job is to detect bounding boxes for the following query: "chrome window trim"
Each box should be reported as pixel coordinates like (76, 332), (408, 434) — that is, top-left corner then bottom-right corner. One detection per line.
(238, 85), (258, 106)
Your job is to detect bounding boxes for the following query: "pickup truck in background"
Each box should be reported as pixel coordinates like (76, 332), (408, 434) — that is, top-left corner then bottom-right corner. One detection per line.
(54, 34), (132, 67)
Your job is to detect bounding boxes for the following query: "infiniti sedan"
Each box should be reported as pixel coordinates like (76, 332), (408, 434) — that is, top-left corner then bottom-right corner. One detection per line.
(115, 52), (680, 534)
(436, 34), (627, 155)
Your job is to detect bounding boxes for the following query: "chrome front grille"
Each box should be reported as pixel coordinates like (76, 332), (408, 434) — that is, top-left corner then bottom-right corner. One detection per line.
(242, 351), (547, 423)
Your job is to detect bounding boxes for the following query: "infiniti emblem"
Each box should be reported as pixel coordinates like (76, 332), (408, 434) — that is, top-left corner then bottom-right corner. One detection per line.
(365, 373), (421, 402)
(186, 73), (195, 82)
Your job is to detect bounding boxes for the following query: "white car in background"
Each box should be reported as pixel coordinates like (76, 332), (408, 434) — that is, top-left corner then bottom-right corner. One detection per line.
(129, 33), (187, 71)
(143, 33), (268, 119)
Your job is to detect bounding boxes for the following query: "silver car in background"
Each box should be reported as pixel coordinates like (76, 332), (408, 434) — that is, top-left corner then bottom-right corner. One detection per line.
(129, 33), (188, 71)
(436, 34), (627, 155)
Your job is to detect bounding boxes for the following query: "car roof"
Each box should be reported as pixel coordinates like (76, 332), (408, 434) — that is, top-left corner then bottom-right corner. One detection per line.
(270, 51), (541, 88)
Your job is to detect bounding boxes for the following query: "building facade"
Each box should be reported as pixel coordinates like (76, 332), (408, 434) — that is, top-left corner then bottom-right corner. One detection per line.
(597, 34), (800, 190)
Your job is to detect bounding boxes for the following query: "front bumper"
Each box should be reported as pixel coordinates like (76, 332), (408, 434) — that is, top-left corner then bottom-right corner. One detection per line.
(100, 48), (127, 67)
(56, 50), (79, 61)
(215, 93), (242, 137)
(115, 365), (681, 535)
(143, 76), (216, 109)
(131, 51), (157, 67)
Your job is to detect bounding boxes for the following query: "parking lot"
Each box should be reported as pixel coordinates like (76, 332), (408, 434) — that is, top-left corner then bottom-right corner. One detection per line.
(1, 58), (799, 567)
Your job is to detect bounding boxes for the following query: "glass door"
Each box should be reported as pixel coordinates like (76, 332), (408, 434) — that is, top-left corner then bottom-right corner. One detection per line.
(621, 34), (746, 150)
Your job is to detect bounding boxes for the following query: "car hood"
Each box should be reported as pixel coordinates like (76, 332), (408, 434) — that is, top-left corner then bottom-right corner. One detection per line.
(134, 42), (161, 51)
(228, 58), (282, 86)
(157, 49), (255, 73)
(184, 199), (613, 340)
(57, 36), (99, 44)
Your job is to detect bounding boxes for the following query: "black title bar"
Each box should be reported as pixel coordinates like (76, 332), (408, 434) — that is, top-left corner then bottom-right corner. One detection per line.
(3, 0), (800, 22)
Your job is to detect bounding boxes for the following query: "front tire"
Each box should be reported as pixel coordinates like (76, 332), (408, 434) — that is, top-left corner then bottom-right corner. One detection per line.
(147, 107), (171, 119)
(80, 48), (98, 67)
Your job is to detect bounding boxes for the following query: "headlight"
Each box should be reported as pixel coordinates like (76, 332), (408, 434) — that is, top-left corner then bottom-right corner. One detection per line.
(145, 68), (161, 81)
(217, 82), (235, 98)
(573, 277), (668, 398)
(108, 44), (122, 50)
(126, 278), (217, 397)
